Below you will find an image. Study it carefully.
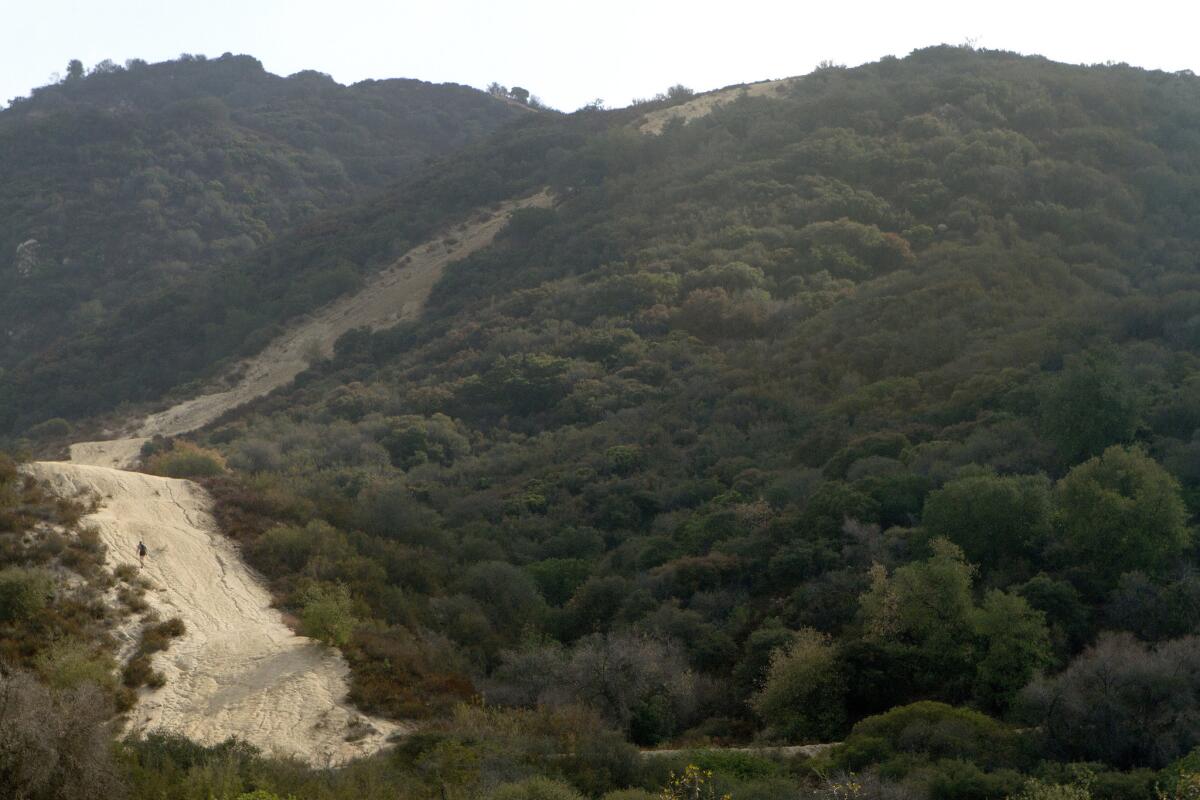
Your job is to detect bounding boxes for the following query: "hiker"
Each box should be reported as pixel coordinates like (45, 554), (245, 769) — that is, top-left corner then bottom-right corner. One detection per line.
(137, 540), (148, 567)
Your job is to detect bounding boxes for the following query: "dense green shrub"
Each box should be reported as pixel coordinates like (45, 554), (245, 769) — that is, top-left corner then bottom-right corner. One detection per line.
(751, 628), (846, 741)
(145, 441), (228, 478)
(0, 566), (52, 623)
(492, 776), (586, 800)
(300, 583), (358, 647)
(829, 702), (1023, 773)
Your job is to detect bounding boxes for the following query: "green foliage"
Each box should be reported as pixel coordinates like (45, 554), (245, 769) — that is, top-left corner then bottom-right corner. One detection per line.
(145, 441), (227, 478)
(0, 54), (523, 430)
(659, 765), (731, 800)
(1010, 778), (1094, 800)
(34, 639), (117, 691)
(829, 701), (1022, 773)
(381, 413), (471, 469)
(1040, 351), (1140, 466)
(972, 590), (1052, 713)
(1056, 446), (1190, 593)
(300, 583), (358, 647)
(22, 46), (1200, 783)
(921, 472), (1052, 578)
(0, 566), (52, 623)
(751, 627), (846, 741)
(526, 558), (592, 606)
(858, 540), (977, 664)
(493, 776), (587, 800)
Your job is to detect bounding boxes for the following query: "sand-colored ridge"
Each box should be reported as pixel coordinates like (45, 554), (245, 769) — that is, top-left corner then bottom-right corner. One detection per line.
(31, 190), (553, 764)
(26, 461), (401, 765)
(637, 78), (800, 135)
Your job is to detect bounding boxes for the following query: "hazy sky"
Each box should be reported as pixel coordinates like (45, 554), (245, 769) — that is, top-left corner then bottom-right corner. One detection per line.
(6, 1), (1200, 110)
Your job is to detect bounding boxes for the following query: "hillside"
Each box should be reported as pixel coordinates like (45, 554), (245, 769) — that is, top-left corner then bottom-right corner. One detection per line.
(179, 45), (1200, 775)
(12, 45), (1200, 799)
(0, 53), (525, 431)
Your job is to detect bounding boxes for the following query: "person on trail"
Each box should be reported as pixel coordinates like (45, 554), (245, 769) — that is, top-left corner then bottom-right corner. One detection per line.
(137, 540), (148, 567)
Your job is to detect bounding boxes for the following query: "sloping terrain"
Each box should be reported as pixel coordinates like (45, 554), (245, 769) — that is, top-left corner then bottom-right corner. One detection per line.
(0, 54), (525, 431)
(70, 189), (552, 468)
(25, 460), (400, 764)
(171, 47), (1200, 760)
(31, 191), (550, 760)
(637, 77), (797, 133)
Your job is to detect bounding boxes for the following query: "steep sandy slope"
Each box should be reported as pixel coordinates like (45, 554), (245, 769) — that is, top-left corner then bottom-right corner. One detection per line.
(26, 461), (400, 764)
(35, 191), (553, 763)
(72, 188), (554, 469)
(637, 78), (798, 134)
(69, 438), (150, 469)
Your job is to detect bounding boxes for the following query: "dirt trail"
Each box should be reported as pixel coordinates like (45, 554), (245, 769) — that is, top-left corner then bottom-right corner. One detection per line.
(637, 78), (799, 134)
(33, 191), (553, 763)
(26, 461), (400, 764)
(72, 188), (554, 469)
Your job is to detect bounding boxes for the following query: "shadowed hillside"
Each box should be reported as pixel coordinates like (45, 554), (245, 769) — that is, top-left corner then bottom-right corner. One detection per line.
(0, 53), (525, 430)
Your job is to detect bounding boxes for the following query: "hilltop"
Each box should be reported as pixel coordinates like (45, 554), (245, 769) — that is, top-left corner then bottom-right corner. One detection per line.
(0, 53), (526, 430)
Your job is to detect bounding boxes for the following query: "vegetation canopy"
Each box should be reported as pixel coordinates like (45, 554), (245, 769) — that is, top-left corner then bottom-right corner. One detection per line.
(7, 44), (1200, 799)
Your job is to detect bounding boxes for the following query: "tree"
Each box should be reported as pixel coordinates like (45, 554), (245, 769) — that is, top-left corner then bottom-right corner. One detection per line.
(859, 539), (976, 651)
(922, 472), (1052, 578)
(65, 59), (84, 81)
(733, 618), (795, 698)
(1040, 351), (1140, 466)
(526, 558), (591, 606)
(90, 59), (121, 75)
(830, 701), (1018, 772)
(1056, 445), (1190, 593)
(560, 575), (632, 637)
(509, 86), (531, 104)
(751, 627), (846, 741)
(1020, 632), (1200, 767)
(800, 481), (880, 540)
(381, 413), (470, 469)
(300, 583), (358, 647)
(565, 633), (697, 743)
(857, 539), (979, 696)
(972, 590), (1052, 713)
(463, 561), (547, 635)
(1016, 574), (1091, 661)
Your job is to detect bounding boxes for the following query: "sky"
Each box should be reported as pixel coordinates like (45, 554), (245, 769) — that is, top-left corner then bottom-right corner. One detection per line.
(5, 0), (1200, 110)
